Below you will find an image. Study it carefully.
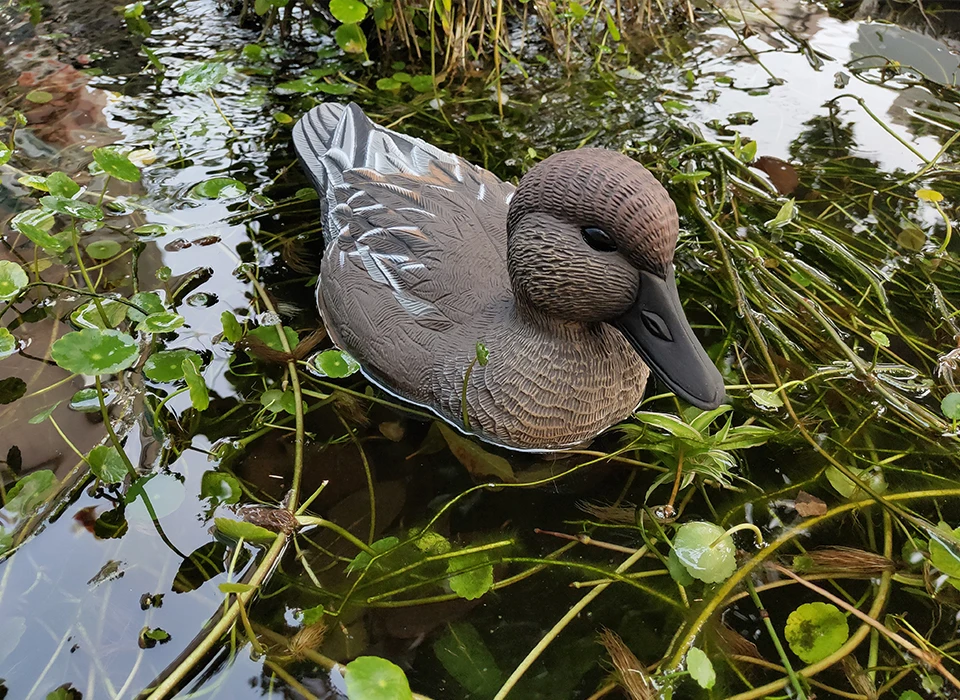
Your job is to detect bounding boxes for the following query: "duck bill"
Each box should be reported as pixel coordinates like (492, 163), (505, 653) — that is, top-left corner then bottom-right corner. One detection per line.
(614, 266), (726, 410)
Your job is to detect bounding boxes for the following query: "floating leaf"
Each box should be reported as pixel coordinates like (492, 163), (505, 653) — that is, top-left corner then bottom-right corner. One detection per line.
(215, 517), (277, 543)
(295, 187), (319, 201)
(18, 175), (49, 191)
(929, 523), (960, 578)
(310, 349), (360, 378)
(686, 647), (716, 689)
(301, 604), (325, 626)
(220, 310), (243, 342)
(870, 330), (890, 348)
(765, 198), (795, 229)
(51, 328), (139, 375)
(0, 328), (18, 360)
(127, 291), (166, 322)
(85, 239), (122, 260)
(0, 261), (28, 301)
(11, 209), (68, 254)
(941, 393), (960, 420)
(133, 223), (179, 238)
(330, 0), (368, 23)
(249, 325), (298, 352)
(784, 602), (849, 664)
(0, 143), (10, 167)
(71, 299), (127, 330)
(437, 423), (516, 483)
(409, 75), (435, 92)
(200, 471), (241, 504)
(93, 147), (141, 182)
(433, 623), (503, 697)
(335, 22), (367, 54)
(25, 90), (53, 103)
(672, 521), (736, 584)
(87, 445), (128, 484)
(5, 469), (58, 516)
(182, 358), (209, 411)
(447, 551), (494, 600)
(190, 177), (247, 199)
(125, 473), (186, 522)
(825, 465), (886, 499)
(45, 172), (80, 198)
(344, 657), (413, 700)
(916, 188), (944, 203)
(273, 111), (293, 124)
(667, 548), (695, 585)
(178, 61), (228, 93)
(69, 387), (102, 412)
(144, 349), (201, 382)
(40, 195), (103, 220)
(377, 77), (403, 91)
(137, 312), (185, 333)
(219, 582), (255, 595)
(750, 388), (783, 409)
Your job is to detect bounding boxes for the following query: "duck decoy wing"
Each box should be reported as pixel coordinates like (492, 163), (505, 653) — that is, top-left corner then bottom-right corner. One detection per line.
(294, 104), (515, 329)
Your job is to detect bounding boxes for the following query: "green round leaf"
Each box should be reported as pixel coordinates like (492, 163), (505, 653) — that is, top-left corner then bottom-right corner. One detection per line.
(917, 188), (944, 203)
(200, 471), (241, 504)
(784, 602), (849, 664)
(273, 111), (293, 124)
(260, 389), (285, 413)
(220, 311), (243, 342)
(25, 90), (53, 103)
(295, 187), (319, 201)
(376, 77), (402, 91)
(71, 299), (128, 330)
(11, 209), (66, 254)
(18, 175), (49, 191)
(446, 552), (493, 600)
(310, 349), (360, 378)
(0, 328), (18, 360)
(5, 469), (58, 516)
(929, 523), (960, 578)
(870, 330), (890, 348)
(335, 22), (367, 54)
(330, 0), (368, 23)
(85, 239), (123, 260)
(248, 325), (298, 352)
(127, 291), (166, 322)
(345, 656), (413, 700)
(0, 261), (28, 301)
(666, 548), (695, 586)
(409, 75), (435, 92)
(87, 445), (128, 484)
(182, 357), (209, 411)
(133, 223), (179, 238)
(673, 521), (737, 584)
(190, 177), (247, 199)
(750, 388), (783, 409)
(941, 392), (960, 420)
(40, 195), (103, 220)
(825, 465), (886, 499)
(137, 312), (185, 333)
(51, 328), (139, 375)
(92, 147), (141, 182)
(0, 143), (11, 167)
(144, 349), (201, 382)
(45, 172), (80, 198)
(178, 61), (228, 93)
(392, 72), (411, 83)
(686, 647), (716, 689)
(69, 387), (103, 412)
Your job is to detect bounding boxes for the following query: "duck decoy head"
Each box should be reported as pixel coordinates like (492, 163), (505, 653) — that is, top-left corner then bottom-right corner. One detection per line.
(506, 148), (726, 410)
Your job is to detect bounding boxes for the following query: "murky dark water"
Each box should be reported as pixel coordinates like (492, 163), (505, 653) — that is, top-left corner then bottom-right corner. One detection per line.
(2, 0), (960, 697)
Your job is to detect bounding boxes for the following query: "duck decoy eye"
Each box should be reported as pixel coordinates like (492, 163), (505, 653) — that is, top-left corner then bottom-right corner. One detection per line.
(581, 227), (617, 253)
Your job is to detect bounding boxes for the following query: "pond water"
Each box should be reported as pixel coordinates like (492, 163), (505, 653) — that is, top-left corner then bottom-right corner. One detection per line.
(1, 0), (960, 698)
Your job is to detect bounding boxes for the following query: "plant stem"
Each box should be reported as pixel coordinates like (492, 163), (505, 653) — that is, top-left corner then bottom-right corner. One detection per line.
(95, 376), (136, 478)
(746, 578), (808, 699)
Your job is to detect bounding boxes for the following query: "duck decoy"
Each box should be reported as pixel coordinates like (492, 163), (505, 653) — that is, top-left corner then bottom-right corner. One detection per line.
(293, 103), (725, 451)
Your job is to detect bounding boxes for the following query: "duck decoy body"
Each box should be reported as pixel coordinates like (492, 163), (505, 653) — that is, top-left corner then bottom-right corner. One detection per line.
(293, 103), (725, 451)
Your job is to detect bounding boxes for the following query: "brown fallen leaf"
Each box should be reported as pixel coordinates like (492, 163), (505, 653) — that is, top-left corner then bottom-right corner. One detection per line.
(752, 155), (800, 195)
(794, 490), (827, 517)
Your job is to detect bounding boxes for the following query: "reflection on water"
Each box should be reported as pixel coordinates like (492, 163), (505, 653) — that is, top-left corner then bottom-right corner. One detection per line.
(1, 0), (959, 697)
